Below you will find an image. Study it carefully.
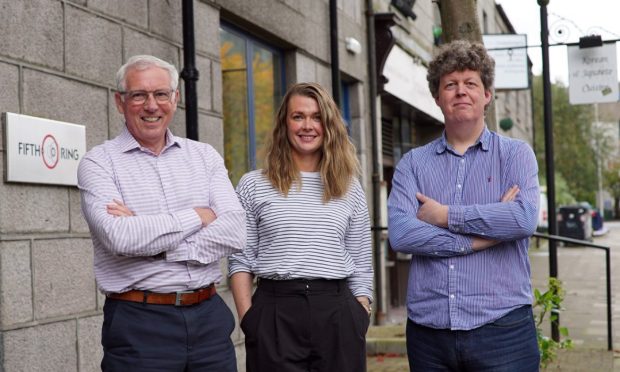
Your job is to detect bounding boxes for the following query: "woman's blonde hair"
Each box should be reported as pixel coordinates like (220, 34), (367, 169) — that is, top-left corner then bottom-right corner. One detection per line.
(264, 82), (360, 202)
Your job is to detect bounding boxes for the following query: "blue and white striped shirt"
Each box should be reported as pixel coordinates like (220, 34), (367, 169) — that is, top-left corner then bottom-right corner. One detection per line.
(229, 170), (374, 301)
(388, 128), (539, 330)
(78, 127), (246, 293)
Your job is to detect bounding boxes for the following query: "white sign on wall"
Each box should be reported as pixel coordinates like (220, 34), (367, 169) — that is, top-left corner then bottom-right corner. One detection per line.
(483, 34), (529, 90)
(568, 43), (619, 105)
(5, 113), (86, 186)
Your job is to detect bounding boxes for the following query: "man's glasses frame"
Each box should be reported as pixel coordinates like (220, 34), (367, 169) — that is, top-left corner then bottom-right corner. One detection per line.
(120, 89), (175, 105)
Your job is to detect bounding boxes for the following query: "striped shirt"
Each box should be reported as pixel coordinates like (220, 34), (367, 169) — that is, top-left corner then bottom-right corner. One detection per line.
(388, 128), (539, 330)
(78, 127), (246, 293)
(229, 170), (373, 301)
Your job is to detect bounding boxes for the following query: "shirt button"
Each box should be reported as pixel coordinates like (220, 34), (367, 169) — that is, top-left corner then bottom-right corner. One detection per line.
(450, 294), (455, 299)
(457, 184), (462, 188)
(461, 159), (465, 163)
(450, 265), (454, 270)
(460, 248), (465, 251)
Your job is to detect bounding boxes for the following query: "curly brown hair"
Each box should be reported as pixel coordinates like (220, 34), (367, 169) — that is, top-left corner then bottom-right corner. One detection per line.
(263, 82), (359, 202)
(427, 40), (495, 100)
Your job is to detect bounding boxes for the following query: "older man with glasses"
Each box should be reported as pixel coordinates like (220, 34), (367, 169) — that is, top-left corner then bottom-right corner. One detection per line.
(78, 55), (246, 371)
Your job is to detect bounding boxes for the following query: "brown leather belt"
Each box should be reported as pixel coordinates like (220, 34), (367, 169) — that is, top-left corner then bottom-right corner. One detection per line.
(107, 284), (216, 306)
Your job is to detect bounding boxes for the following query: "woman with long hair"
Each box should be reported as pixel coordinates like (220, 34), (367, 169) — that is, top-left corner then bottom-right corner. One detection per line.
(229, 82), (373, 371)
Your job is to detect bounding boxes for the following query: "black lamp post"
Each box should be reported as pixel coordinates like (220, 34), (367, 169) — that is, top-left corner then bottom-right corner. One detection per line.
(538, 0), (560, 342)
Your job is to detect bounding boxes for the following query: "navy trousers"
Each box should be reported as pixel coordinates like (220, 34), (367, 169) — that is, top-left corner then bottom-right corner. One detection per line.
(241, 278), (370, 372)
(101, 293), (237, 372)
(406, 305), (540, 372)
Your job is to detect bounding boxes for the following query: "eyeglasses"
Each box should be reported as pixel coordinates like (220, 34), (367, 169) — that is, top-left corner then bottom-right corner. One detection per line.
(120, 90), (175, 105)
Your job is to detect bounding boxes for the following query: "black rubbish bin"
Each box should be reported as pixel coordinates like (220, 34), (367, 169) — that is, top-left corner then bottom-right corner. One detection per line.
(557, 205), (593, 242)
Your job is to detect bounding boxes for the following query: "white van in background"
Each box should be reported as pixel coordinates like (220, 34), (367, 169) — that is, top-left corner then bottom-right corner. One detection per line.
(538, 190), (548, 231)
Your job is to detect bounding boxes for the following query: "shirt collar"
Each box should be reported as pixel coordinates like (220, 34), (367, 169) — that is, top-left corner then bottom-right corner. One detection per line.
(435, 126), (491, 154)
(117, 125), (182, 154)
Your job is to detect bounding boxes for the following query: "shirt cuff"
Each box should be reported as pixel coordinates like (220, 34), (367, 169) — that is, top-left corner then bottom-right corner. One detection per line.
(174, 208), (203, 238)
(164, 209), (202, 262)
(453, 234), (473, 255)
(228, 266), (253, 277)
(228, 256), (253, 277)
(165, 240), (190, 262)
(448, 205), (465, 234)
(350, 288), (374, 303)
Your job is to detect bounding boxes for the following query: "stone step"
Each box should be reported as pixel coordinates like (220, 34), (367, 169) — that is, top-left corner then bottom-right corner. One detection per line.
(366, 325), (407, 356)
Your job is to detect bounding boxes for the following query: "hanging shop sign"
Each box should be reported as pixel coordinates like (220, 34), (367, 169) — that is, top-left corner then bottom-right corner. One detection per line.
(568, 42), (619, 104)
(483, 34), (529, 90)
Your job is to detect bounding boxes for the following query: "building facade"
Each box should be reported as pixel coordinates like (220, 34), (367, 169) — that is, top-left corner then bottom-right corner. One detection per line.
(0, 0), (533, 370)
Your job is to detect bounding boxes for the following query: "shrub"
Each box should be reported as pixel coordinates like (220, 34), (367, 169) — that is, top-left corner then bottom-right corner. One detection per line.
(533, 277), (573, 368)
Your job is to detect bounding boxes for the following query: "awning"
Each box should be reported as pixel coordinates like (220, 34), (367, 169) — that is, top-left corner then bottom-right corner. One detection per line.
(383, 45), (444, 123)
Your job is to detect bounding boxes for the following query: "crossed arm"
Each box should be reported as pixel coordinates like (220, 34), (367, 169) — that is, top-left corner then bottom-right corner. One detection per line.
(415, 185), (519, 252)
(388, 144), (538, 257)
(78, 148), (245, 262)
(107, 199), (217, 226)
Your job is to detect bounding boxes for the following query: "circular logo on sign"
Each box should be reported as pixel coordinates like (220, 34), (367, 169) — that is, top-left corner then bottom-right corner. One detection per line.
(42, 134), (59, 169)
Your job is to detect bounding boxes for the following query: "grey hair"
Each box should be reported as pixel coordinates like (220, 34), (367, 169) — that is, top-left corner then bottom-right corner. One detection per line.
(116, 55), (179, 92)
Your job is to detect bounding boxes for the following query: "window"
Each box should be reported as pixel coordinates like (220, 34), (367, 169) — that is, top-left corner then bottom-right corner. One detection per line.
(220, 25), (284, 185)
(341, 81), (352, 134)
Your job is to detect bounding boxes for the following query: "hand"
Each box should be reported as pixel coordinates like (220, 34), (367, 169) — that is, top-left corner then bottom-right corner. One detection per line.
(194, 207), (217, 226)
(239, 305), (251, 323)
(501, 185), (519, 202)
(356, 296), (371, 316)
(416, 193), (449, 228)
(106, 199), (134, 217)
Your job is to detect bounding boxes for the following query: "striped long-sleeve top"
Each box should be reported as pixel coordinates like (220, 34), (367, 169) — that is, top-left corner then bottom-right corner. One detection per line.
(388, 127), (539, 330)
(78, 128), (246, 293)
(229, 170), (373, 301)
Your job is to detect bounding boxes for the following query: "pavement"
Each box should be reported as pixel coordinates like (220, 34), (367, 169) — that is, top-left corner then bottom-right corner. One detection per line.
(366, 220), (620, 371)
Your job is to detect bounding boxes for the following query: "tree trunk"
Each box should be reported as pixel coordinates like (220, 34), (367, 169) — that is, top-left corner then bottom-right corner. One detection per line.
(436, 0), (497, 131)
(437, 0), (481, 43)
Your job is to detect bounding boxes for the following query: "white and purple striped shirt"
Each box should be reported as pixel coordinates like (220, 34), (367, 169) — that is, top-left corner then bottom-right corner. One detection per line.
(388, 128), (539, 330)
(78, 127), (246, 293)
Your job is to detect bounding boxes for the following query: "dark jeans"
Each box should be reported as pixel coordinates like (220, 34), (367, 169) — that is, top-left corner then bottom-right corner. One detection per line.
(101, 293), (237, 372)
(242, 278), (370, 372)
(406, 305), (540, 372)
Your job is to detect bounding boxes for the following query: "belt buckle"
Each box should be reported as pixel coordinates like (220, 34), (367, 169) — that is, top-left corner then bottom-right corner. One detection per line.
(174, 290), (194, 306)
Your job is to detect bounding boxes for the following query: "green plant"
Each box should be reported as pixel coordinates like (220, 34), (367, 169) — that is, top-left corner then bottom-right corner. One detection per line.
(533, 277), (573, 368)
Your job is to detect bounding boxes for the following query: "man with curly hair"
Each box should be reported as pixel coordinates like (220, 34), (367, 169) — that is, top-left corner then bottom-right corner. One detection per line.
(388, 40), (540, 371)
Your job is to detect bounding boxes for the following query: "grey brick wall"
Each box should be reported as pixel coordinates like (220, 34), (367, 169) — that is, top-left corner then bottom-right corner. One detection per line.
(3, 321), (78, 372)
(0, 241), (33, 326)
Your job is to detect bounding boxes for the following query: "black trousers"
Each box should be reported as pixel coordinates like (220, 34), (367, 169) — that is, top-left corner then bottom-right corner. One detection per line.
(101, 293), (237, 372)
(241, 278), (370, 372)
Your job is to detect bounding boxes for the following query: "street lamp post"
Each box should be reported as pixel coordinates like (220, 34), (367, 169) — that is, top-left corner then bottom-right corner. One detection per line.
(538, 0), (560, 342)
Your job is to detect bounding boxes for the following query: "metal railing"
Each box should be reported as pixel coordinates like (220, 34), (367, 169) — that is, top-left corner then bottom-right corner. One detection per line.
(533, 232), (613, 351)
